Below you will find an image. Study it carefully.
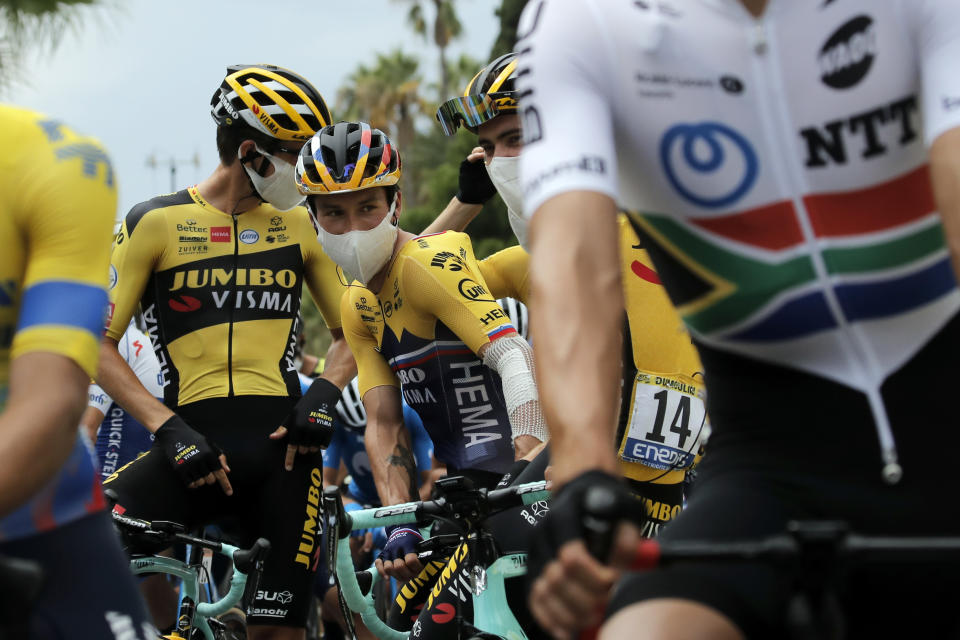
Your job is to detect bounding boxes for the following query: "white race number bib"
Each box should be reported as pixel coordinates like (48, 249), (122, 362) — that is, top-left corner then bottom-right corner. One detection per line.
(619, 373), (706, 471)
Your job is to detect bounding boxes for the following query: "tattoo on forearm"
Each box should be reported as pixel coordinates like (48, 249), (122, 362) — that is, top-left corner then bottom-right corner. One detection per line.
(387, 444), (418, 501)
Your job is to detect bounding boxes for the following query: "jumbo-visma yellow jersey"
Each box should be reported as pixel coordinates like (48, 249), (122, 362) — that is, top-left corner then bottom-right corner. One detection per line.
(477, 215), (705, 485)
(0, 105), (114, 539)
(342, 231), (518, 476)
(106, 186), (345, 407)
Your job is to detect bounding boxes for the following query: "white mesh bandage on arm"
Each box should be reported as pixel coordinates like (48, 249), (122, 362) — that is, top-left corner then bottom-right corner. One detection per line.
(482, 335), (548, 444)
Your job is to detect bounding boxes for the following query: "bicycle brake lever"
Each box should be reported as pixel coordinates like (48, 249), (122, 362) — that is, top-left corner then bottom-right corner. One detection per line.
(150, 520), (186, 534)
(582, 486), (619, 561)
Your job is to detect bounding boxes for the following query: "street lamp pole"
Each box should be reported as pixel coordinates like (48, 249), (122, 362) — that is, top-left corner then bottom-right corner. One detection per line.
(146, 152), (202, 193)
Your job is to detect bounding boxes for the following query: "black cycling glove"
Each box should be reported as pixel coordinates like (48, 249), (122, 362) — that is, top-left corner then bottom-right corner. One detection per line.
(153, 415), (224, 486)
(456, 156), (497, 205)
(280, 377), (340, 450)
(525, 469), (645, 592)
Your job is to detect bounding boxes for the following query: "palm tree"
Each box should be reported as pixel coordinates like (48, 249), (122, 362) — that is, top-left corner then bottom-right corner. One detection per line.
(394, 0), (462, 100)
(490, 0), (528, 59)
(0, 0), (102, 95)
(336, 49), (431, 156)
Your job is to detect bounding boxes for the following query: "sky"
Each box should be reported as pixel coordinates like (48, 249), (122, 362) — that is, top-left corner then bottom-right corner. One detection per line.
(6, 0), (500, 216)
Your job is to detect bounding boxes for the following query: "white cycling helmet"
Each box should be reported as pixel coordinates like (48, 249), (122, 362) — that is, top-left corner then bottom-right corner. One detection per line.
(336, 377), (366, 430)
(498, 297), (529, 342)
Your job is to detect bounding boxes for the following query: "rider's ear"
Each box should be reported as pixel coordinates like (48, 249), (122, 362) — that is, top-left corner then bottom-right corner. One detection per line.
(238, 140), (259, 164)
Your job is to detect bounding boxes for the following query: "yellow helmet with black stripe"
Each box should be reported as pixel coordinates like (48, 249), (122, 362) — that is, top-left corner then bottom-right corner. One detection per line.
(436, 53), (518, 136)
(210, 64), (332, 144)
(295, 121), (401, 195)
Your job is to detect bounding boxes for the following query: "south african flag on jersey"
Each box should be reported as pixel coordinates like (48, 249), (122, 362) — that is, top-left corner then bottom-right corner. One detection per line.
(630, 164), (960, 389)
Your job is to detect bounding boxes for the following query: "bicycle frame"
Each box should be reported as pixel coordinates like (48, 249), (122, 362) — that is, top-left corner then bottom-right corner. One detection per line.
(130, 542), (249, 640)
(328, 481), (551, 640)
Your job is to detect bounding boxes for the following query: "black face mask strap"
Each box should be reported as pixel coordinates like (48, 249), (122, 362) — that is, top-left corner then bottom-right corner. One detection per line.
(240, 146), (271, 178)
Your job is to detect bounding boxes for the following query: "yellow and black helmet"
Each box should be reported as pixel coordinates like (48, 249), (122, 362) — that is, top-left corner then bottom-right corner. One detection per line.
(210, 64), (332, 145)
(295, 121), (401, 195)
(436, 52), (518, 136)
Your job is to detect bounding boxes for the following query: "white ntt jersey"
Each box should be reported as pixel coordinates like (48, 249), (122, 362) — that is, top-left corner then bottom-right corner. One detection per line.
(518, 0), (960, 395)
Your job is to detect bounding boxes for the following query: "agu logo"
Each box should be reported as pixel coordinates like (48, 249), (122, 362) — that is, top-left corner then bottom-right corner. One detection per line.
(659, 122), (758, 209)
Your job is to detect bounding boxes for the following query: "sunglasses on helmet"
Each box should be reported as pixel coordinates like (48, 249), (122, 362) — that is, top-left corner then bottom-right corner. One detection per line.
(435, 92), (517, 136)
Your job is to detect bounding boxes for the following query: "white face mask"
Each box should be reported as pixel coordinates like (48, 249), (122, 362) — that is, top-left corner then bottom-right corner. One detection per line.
(486, 155), (528, 250)
(317, 198), (399, 284)
(240, 145), (305, 212)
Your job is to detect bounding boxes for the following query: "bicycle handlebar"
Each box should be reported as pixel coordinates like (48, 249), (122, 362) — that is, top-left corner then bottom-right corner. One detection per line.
(628, 522), (960, 571)
(323, 478), (551, 640)
(111, 509), (226, 551)
(334, 479), (551, 535)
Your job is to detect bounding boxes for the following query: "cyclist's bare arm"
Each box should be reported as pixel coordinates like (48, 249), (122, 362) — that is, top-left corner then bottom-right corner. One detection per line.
(97, 337), (173, 433)
(528, 191), (623, 485)
(421, 197), (483, 236)
(930, 127), (960, 283)
(318, 328), (357, 390)
(323, 465), (342, 490)
(363, 384), (418, 506)
(80, 405), (106, 443)
(0, 352), (89, 516)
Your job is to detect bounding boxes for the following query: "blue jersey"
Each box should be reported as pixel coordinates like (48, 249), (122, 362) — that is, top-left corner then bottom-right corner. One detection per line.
(323, 403), (433, 506)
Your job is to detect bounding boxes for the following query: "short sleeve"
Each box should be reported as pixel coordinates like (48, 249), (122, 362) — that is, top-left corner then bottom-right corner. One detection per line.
(517, 0), (620, 216)
(106, 207), (166, 340)
(908, 0), (960, 146)
(402, 234), (516, 355)
(340, 287), (399, 397)
(87, 383), (112, 413)
(478, 246), (531, 304)
(12, 120), (117, 376)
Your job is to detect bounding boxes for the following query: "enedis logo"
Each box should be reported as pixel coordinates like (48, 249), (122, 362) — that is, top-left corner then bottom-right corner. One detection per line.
(294, 467), (323, 568)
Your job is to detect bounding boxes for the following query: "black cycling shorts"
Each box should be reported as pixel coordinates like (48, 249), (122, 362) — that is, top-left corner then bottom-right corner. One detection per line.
(104, 395), (323, 628)
(0, 511), (155, 639)
(609, 312), (960, 639)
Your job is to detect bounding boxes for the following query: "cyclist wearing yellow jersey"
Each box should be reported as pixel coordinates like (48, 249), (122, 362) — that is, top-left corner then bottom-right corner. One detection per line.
(0, 105), (155, 638)
(98, 65), (354, 637)
(294, 121), (546, 584)
(434, 54), (703, 537)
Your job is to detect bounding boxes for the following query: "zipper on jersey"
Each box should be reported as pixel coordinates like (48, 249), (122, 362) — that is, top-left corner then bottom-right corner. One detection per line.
(746, 11), (902, 483)
(227, 214), (238, 397)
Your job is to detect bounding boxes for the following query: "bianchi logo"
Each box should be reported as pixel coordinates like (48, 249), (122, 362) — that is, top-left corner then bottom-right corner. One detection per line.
(819, 15), (876, 89)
